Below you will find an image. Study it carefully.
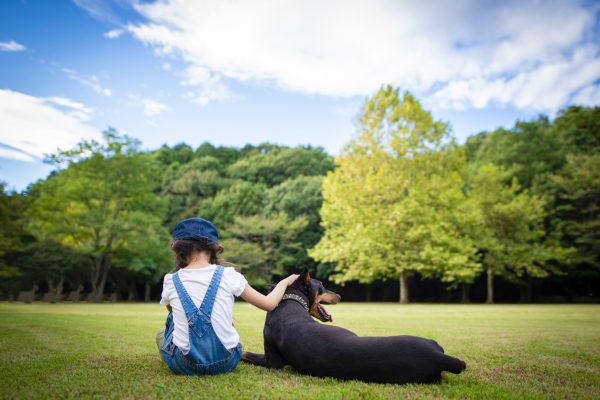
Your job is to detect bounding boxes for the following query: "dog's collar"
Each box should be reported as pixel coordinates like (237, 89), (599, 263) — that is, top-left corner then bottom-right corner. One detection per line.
(281, 293), (309, 312)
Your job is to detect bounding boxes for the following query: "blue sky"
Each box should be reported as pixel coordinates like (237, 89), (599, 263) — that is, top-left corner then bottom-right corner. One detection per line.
(1, 0), (599, 191)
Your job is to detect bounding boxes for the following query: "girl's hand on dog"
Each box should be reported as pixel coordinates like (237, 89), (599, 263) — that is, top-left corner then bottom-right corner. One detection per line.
(283, 274), (300, 286)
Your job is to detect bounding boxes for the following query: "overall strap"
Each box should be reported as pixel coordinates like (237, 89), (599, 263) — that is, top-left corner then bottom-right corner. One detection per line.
(199, 266), (224, 316)
(172, 272), (197, 320)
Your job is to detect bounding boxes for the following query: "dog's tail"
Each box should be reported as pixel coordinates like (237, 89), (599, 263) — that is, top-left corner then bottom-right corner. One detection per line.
(440, 354), (467, 374)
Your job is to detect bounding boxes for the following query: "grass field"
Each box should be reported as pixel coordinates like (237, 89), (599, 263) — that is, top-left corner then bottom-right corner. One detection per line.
(1, 303), (599, 400)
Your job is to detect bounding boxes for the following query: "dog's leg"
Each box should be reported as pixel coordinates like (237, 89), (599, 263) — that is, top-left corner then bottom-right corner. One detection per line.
(241, 351), (267, 367)
(264, 341), (287, 369)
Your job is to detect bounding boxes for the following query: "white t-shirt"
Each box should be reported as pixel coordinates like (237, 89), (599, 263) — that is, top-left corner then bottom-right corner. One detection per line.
(160, 265), (247, 353)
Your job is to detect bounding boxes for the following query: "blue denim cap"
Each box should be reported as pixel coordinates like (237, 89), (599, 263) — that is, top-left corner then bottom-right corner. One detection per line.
(172, 217), (219, 243)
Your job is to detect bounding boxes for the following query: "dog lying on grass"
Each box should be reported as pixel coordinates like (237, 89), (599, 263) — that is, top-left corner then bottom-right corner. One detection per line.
(242, 270), (466, 384)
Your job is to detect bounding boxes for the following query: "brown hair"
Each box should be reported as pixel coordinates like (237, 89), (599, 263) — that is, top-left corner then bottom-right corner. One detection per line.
(171, 238), (224, 271)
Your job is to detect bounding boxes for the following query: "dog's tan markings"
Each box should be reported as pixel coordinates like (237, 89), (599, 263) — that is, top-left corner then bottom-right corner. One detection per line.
(319, 292), (341, 305)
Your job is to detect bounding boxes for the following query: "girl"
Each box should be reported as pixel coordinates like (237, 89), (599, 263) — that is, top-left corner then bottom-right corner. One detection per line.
(156, 217), (298, 375)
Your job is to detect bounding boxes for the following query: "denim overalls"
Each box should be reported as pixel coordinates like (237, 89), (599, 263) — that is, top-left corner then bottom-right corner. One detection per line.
(159, 266), (243, 375)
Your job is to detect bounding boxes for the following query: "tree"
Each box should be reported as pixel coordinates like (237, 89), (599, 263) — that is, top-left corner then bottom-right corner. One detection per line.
(551, 153), (600, 282)
(27, 130), (170, 300)
(227, 146), (334, 187)
(163, 156), (229, 225)
(221, 214), (308, 287)
(264, 176), (327, 276)
(16, 239), (92, 298)
(201, 181), (268, 227)
(550, 106), (600, 154)
(311, 86), (480, 303)
(0, 184), (23, 276)
(467, 164), (569, 303)
(0, 183), (28, 297)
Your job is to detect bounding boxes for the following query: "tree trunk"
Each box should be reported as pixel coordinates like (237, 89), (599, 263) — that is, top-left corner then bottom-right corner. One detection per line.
(55, 277), (64, 299)
(96, 265), (108, 299)
(92, 255), (110, 302)
(365, 285), (372, 302)
(486, 265), (494, 304)
(399, 271), (409, 304)
(461, 283), (470, 303)
(525, 276), (533, 303)
(144, 282), (151, 302)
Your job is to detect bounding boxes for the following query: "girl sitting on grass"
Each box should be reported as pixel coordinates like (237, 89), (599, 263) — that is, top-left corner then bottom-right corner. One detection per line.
(156, 217), (298, 375)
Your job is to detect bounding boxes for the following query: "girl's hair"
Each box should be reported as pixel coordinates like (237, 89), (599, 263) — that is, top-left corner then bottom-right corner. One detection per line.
(171, 238), (224, 271)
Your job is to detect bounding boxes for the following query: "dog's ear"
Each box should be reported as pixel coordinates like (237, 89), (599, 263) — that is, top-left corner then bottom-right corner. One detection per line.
(299, 268), (311, 287)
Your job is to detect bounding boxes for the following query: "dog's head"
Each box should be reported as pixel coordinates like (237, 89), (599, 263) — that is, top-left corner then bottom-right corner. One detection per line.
(290, 269), (341, 322)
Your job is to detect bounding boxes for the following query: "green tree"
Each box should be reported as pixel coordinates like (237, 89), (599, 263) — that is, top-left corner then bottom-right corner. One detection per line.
(195, 142), (240, 166)
(264, 175), (326, 275)
(163, 156), (229, 225)
(550, 106), (600, 154)
(467, 164), (568, 303)
(311, 86), (480, 303)
(227, 146), (334, 187)
(0, 184), (23, 277)
(202, 181), (267, 227)
(464, 117), (563, 196)
(16, 239), (91, 298)
(155, 142), (195, 165)
(27, 130), (170, 300)
(222, 214), (308, 287)
(551, 153), (600, 282)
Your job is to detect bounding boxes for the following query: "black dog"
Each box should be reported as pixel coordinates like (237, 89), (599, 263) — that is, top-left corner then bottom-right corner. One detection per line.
(242, 270), (466, 384)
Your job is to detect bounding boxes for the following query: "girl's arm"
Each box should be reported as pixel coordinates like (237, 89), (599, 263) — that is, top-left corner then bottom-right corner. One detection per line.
(240, 274), (299, 312)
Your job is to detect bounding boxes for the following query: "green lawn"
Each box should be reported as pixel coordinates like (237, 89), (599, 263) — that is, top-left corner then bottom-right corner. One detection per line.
(1, 303), (599, 399)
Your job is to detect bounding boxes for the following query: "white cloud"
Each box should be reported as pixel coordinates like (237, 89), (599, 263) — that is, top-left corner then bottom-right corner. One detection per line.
(180, 65), (230, 106)
(0, 40), (26, 52)
(62, 67), (112, 96)
(128, 94), (171, 116)
(44, 96), (93, 121)
(72, 0), (121, 24)
(572, 84), (600, 106)
(0, 89), (99, 162)
(0, 146), (35, 162)
(127, 0), (600, 111)
(104, 29), (124, 39)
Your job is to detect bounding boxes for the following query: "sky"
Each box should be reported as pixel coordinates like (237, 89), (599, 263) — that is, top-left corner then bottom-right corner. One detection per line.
(1, 0), (599, 191)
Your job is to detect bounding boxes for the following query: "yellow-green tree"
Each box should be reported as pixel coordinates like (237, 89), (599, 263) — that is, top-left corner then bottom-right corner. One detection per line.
(310, 86), (481, 303)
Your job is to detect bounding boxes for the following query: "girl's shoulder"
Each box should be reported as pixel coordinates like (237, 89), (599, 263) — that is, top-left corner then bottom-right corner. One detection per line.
(162, 272), (174, 286)
(221, 265), (245, 279)
(218, 266), (247, 296)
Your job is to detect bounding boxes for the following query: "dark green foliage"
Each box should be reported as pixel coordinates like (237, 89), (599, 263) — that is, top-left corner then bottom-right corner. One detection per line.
(551, 153), (600, 276)
(222, 214), (308, 286)
(464, 116), (563, 195)
(227, 146), (334, 187)
(156, 144), (334, 287)
(551, 106), (600, 154)
(0, 184), (26, 279)
(465, 105), (600, 296)
(16, 239), (92, 289)
(155, 143), (194, 165)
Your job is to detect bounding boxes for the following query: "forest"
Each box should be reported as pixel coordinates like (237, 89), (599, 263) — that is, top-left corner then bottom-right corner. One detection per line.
(1, 86), (598, 303)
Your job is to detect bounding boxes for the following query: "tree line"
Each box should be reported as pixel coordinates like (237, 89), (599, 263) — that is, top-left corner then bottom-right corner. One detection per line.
(0, 85), (598, 303)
